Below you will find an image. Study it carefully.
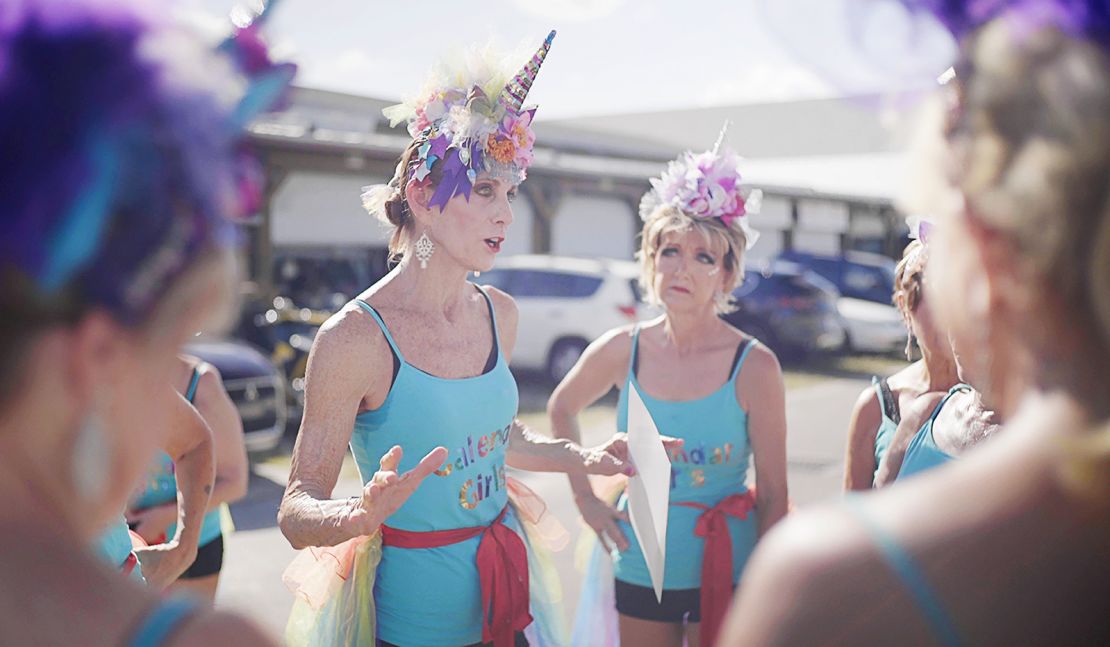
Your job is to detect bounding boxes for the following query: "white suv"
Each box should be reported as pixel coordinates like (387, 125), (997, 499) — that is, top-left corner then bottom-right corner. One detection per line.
(478, 255), (656, 381)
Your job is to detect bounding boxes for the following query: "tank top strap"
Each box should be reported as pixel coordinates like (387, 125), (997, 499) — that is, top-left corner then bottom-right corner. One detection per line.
(472, 283), (502, 357)
(844, 496), (964, 647)
(628, 324), (643, 379)
(126, 596), (200, 647)
(355, 299), (405, 362)
(874, 376), (900, 424)
(184, 366), (202, 404)
(929, 383), (972, 423)
(728, 337), (758, 382)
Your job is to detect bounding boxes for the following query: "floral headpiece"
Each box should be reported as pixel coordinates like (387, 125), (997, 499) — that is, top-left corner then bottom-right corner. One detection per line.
(639, 124), (761, 250)
(0, 0), (294, 323)
(363, 31), (555, 215)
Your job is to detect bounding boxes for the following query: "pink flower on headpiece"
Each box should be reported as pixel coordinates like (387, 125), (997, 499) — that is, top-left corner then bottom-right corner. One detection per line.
(493, 110), (536, 169)
(641, 146), (757, 233)
(410, 92), (450, 135)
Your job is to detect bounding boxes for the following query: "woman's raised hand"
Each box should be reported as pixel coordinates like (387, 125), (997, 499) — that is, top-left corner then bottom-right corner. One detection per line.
(344, 445), (448, 536)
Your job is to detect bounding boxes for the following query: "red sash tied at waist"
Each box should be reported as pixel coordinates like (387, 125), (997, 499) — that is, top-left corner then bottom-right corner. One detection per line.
(380, 506), (531, 647)
(675, 490), (757, 647)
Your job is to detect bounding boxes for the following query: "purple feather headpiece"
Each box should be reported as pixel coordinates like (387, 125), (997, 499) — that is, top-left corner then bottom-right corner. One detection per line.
(0, 0), (294, 323)
(902, 0), (1110, 49)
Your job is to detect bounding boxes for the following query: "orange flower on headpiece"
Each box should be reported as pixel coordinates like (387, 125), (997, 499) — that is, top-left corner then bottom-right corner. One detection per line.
(486, 135), (516, 164)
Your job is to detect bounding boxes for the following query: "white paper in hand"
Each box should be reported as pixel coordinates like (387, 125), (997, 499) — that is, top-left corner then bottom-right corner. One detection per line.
(625, 382), (671, 602)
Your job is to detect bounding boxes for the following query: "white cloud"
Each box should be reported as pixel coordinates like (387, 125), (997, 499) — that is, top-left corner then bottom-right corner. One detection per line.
(299, 48), (395, 96)
(509, 0), (627, 22)
(697, 62), (834, 105)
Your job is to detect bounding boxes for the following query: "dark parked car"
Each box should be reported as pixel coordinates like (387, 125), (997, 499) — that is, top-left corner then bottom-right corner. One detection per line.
(723, 260), (846, 356)
(185, 338), (287, 453)
(777, 250), (897, 304)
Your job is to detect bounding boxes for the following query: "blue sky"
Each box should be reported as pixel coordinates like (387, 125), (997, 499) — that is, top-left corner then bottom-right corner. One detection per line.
(181, 0), (955, 119)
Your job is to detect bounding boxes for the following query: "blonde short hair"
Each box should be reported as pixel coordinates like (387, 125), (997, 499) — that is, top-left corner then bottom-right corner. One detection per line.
(637, 205), (747, 315)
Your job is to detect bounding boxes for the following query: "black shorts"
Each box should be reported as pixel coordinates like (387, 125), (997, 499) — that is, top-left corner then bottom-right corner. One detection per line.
(378, 633), (527, 647)
(180, 534), (224, 579)
(615, 579), (702, 623)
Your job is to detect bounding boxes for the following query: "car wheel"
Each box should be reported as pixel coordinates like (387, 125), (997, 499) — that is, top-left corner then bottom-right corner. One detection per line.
(547, 338), (587, 383)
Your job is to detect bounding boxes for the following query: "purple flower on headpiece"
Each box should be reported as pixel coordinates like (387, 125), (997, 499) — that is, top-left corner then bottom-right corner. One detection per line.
(647, 149), (751, 223)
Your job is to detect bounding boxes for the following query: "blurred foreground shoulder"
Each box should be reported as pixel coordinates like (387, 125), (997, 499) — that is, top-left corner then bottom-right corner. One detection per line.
(724, 505), (870, 646)
(170, 610), (277, 647)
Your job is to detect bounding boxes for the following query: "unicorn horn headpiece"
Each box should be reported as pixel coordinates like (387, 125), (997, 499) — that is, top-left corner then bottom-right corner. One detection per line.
(364, 30), (556, 216)
(498, 30), (556, 113)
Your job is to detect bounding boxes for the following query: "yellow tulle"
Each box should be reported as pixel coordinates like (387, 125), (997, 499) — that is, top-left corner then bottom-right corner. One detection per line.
(508, 477), (571, 646)
(281, 477), (574, 646)
(283, 533), (381, 647)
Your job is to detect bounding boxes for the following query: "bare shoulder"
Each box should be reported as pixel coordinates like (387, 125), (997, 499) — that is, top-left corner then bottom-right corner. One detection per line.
(851, 384), (882, 420)
(480, 284), (518, 331)
(586, 323), (637, 364)
(169, 610), (277, 647)
(480, 284), (517, 318)
(300, 302), (393, 401)
(735, 340), (783, 397)
(311, 302), (388, 363)
(742, 339), (782, 375)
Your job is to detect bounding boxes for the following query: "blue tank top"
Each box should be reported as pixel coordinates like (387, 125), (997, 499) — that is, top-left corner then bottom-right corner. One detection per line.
(898, 384), (971, 480)
(95, 516), (145, 583)
(350, 285), (520, 646)
(873, 376), (899, 477)
(126, 596), (200, 647)
(612, 326), (758, 589)
(130, 368), (222, 547)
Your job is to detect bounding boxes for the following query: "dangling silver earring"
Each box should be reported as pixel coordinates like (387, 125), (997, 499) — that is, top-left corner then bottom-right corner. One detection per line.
(72, 411), (111, 501)
(414, 231), (435, 269)
(905, 332), (916, 361)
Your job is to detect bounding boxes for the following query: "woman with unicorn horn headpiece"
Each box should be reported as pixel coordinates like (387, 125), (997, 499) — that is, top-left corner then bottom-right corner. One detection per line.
(279, 31), (681, 647)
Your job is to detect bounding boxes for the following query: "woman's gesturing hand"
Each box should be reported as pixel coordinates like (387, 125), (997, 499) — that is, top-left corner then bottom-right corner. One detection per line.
(343, 445), (448, 536)
(580, 432), (684, 476)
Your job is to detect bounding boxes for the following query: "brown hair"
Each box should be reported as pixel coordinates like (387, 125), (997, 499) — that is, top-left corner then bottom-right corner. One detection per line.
(379, 138), (444, 265)
(893, 239), (926, 315)
(948, 21), (1110, 397)
(637, 205), (747, 314)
